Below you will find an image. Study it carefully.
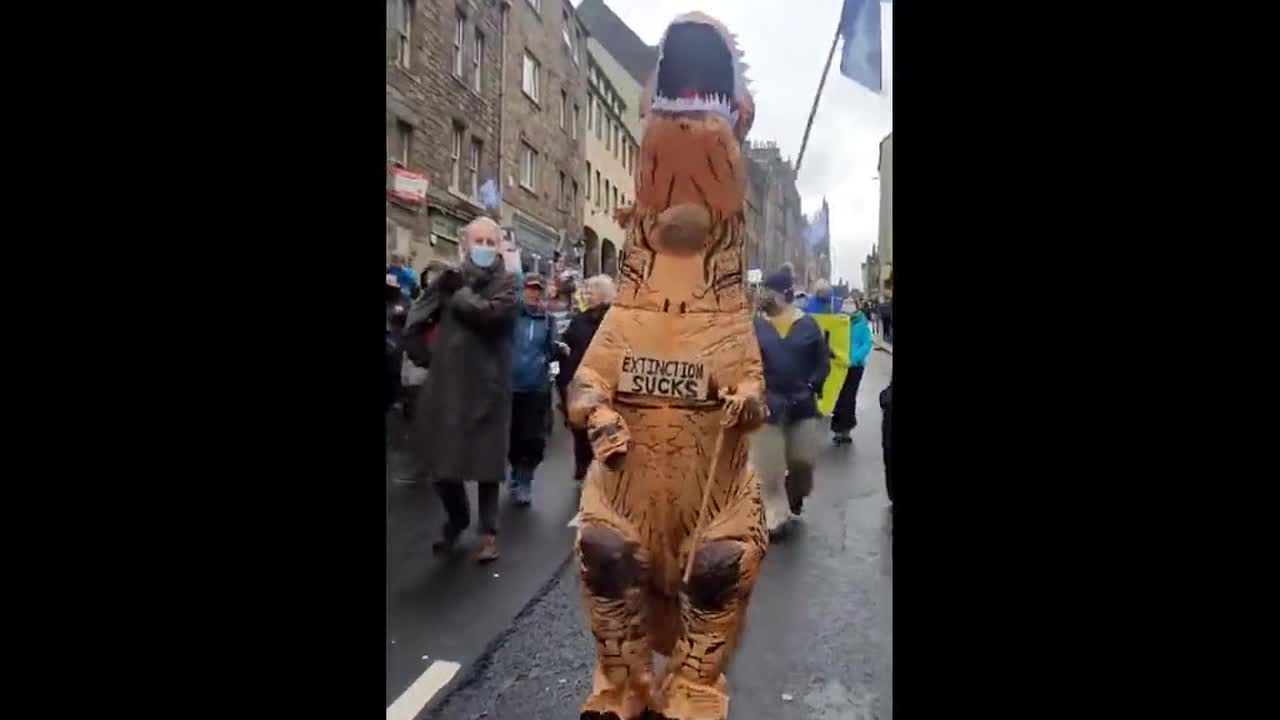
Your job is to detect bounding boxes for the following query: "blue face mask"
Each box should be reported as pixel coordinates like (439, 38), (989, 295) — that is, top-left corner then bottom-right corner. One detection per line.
(469, 245), (497, 268)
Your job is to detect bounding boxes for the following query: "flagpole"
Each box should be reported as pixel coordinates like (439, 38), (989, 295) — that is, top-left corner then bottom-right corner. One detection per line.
(795, 24), (842, 175)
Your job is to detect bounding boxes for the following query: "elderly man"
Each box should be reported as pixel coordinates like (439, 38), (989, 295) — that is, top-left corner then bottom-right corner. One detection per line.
(405, 217), (518, 563)
(507, 272), (563, 507)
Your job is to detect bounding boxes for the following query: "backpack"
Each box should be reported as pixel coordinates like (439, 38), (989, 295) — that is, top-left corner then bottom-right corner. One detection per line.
(403, 316), (438, 369)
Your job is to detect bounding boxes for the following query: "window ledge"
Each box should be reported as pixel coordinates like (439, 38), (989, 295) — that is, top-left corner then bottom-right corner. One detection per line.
(447, 189), (485, 211)
(523, 90), (541, 108)
(391, 65), (422, 85)
(520, 183), (538, 197)
(450, 73), (486, 103)
(387, 194), (424, 212)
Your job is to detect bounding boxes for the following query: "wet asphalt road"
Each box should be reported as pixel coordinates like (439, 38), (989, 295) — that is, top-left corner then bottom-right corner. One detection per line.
(389, 350), (893, 720)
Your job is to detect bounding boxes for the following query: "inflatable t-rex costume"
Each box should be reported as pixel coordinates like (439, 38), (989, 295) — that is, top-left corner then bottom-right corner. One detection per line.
(566, 13), (765, 720)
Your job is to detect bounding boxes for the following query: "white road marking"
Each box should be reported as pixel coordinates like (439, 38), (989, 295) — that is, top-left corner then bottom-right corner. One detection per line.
(386, 659), (460, 720)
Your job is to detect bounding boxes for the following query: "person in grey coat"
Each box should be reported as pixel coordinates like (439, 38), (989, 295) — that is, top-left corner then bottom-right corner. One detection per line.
(405, 217), (517, 563)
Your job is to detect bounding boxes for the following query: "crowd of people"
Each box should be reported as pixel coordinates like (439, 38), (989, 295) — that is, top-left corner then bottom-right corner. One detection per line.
(385, 216), (893, 560)
(384, 217), (614, 562)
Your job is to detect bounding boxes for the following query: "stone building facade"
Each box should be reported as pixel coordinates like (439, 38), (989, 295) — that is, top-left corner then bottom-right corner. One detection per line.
(575, 0), (658, 87)
(384, 0), (590, 280)
(580, 34), (642, 280)
(877, 132), (893, 297)
(385, 0), (504, 272)
(862, 245), (881, 302)
(805, 198), (833, 285)
(497, 0), (590, 278)
(746, 141), (810, 288)
(743, 155), (768, 279)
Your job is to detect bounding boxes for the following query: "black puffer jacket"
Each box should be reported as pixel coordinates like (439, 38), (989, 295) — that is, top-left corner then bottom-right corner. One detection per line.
(881, 382), (893, 503)
(557, 303), (610, 390)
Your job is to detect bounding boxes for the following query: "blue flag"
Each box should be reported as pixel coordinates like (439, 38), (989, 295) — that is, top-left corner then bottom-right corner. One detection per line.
(477, 178), (501, 211)
(838, 0), (882, 93)
(804, 205), (828, 250)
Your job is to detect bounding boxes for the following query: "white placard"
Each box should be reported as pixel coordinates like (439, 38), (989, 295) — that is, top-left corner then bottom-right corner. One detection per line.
(620, 354), (709, 401)
(503, 248), (521, 273)
(388, 167), (428, 205)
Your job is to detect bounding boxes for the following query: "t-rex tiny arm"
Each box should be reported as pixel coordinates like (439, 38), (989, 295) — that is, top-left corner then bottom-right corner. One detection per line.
(566, 316), (630, 468)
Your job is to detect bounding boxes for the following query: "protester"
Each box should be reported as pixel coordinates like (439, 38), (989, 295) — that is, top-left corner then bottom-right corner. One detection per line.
(385, 273), (408, 414)
(881, 278), (894, 506)
(780, 263), (797, 304)
(556, 274), (615, 483)
(881, 381), (893, 507)
(831, 297), (873, 444)
(507, 273), (562, 507)
(405, 217), (517, 563)
(398, 263), (451, 422)
(749, 268), (830, 538)
(877, 296), (893, 344)
(803, 279), (838, 314)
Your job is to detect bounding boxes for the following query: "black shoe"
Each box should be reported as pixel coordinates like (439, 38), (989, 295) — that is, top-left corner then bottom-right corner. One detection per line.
(768, 523), (791, 542)
(431, 523), (464, 554)
(789, 494), (805, 516)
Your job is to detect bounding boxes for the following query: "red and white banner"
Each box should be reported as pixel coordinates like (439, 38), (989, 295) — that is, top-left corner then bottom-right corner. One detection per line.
(388, 167), (428, 205)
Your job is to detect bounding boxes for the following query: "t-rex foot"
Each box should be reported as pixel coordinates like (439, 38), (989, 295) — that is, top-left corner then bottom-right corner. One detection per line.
(655, 673), (728, 720)
(581, 686), (651, 720)
(581, 710), (660, 720)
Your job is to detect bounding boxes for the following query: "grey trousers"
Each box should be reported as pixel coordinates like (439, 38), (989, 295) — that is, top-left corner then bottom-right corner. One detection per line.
(748, 417), (823, 532)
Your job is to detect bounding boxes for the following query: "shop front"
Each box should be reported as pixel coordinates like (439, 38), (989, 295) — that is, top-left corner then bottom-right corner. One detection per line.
(510, 213), (560, 277)
(427, 209), (468, 266)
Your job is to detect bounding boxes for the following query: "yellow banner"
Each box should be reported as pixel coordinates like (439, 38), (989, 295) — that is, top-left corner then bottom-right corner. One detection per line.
(809, 313), (850, 416)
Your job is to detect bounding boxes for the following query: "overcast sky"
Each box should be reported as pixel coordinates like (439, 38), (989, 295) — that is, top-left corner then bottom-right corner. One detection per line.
(576, 0), (892, 289)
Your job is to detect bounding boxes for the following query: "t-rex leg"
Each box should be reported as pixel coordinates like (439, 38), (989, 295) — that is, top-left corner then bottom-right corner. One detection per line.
(576, 481), (655, 720)
(657, 484), (767, 720)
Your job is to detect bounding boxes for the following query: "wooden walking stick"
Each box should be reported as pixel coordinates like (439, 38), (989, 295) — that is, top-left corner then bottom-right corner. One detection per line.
(683, 420), (730, 585)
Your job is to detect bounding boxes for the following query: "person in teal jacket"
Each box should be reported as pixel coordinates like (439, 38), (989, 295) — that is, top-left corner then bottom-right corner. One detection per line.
(831, 298), (873, 444)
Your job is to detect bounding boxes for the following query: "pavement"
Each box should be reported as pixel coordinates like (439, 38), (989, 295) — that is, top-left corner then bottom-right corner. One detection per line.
(388, 349), (893, 720)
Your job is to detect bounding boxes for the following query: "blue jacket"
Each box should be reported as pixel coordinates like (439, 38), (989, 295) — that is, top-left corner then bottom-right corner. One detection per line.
(848, 310), (873, 367)
(753, 311), (830, 424)
(511, 301), (555, 393)
(802, 295), (838, 315)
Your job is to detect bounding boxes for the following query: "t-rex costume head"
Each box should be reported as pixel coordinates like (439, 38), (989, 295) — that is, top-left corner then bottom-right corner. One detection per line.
(618, 12), (756, 315)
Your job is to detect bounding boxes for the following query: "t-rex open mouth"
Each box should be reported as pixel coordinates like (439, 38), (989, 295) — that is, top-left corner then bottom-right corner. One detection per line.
(652, 21), (738, 124)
